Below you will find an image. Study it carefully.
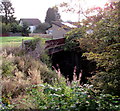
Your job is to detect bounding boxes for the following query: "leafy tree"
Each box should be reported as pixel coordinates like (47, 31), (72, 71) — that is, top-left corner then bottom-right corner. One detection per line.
(0, 15), (5, 22)
(0, 22), (22, 34)
(0, 0), (16, 24)
(78, 1), (120, 96)
(10, 22), (22, 33)
(21, 23), (30, 36)
(59, 1), (90, 22)
(34, 22), (51, 34)
(0, 22), (11, 34)
(64, 28), (82, 51)
(45, 6), (61, 25)
(63, 1), (120, 96)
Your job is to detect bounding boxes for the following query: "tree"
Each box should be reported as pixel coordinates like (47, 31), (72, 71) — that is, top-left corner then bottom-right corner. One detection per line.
(21, 23), (30, 36)
(59, 0), (90, 22)
(78, 1), (120, 96)
(63, 1), (120, 96)
(0, 0), (16, 24)
(45, 6), (61, 25)
(34, 22), (51, 34)
(10, 22), (22, 33)
(0, 22), (11, 34)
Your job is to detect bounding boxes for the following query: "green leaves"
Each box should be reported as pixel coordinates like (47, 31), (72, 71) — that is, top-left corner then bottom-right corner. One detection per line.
(64, 28), (82, 51)
(0, 22), (11, 34)
(77, 1), (120, 96)
(26, 83), (120, 110)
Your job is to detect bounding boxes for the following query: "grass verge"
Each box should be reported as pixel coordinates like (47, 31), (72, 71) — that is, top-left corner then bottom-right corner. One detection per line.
(0, 36), (35, 47)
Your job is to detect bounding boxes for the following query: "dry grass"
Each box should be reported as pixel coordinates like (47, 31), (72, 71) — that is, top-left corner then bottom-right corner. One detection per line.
(52, 64), (83, 86)
(1, 46), (57, 108)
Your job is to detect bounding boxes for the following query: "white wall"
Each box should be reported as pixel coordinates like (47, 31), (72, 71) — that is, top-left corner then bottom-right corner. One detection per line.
(19, 20), (23, 26)
(29, 26), (36, 33)
(19, 20), (36, 33)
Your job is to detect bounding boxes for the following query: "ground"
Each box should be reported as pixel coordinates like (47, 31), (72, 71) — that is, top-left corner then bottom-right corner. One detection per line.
(0, 36), (34, 47)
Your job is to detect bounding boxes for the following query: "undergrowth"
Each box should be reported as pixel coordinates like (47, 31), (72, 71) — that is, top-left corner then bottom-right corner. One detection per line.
(1, 45), (120, 111)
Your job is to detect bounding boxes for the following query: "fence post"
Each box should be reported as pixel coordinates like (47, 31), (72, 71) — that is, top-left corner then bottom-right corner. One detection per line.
(22, 39), (24, 49)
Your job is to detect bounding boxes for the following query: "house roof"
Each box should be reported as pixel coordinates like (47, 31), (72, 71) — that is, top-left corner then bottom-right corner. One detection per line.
(67, 22), (81, 28)
(51, 21), (77, 30)
(51, 21), (64, 27)
(20, 18), (41, 26)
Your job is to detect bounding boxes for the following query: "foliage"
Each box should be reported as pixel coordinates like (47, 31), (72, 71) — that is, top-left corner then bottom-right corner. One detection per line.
(40, 52), (51, 67)
(77, 1), (120, 96)
(0, 22), (28, 34)
(0, 97), (14, 110)
(21, 23), (30, 36)
(21, 82), (120, 110)
(24, 38), (40, 51)
(34, 22), (51, 34)
(0, 0), (16, 24)
(0, 22), (11, 34)
(64, 28), (82, 51)
(45, 6), (61, 25)
(62, 1), (120, 96)
(1, 39), (120, 110)
(22, 38), (51, 67)
(1, 58), (16, 77)
(1, 46), (58, 98)
(10, 22), (22, 33)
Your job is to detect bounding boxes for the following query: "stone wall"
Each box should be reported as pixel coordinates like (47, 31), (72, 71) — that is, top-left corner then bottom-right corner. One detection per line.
(29, 33), (53, 39)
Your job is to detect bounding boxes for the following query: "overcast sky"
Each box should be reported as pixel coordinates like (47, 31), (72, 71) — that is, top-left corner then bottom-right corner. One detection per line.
(10, 0), (75, 22)
(1, 0), (120, 22)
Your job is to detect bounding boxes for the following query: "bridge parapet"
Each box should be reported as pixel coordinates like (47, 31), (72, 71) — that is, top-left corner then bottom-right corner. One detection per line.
(22, 37), (66, 55)
(45, 37), (65, 49)
(45, 38), (65, 54)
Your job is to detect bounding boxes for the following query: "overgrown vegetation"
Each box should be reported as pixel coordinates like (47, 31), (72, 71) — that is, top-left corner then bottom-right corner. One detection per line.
(1, 45), (120, 110)
(1, 1), (120, 110)
(1, 46), (58, 109)
(64, 28), (82, 51)
(23, 83), (120, 110)
(65, 1), (120, 96)
(1, 74), (120, 110)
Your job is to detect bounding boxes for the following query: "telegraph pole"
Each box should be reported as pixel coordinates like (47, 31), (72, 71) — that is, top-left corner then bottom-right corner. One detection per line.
(78, 2), (80, 22)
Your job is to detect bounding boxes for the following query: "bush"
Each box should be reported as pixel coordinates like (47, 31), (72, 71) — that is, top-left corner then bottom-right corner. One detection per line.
(2, 59), (15, 77)
(23, 38), (51, 67)
(10, 22), (22, 33)
(1, 47), (58, 109)
(1, 47), (120, 110)
(23, 82), (120, 110)
(0, 22), (11, 34)
(77, 2), (120, 96)
(64, 28), (82, 51)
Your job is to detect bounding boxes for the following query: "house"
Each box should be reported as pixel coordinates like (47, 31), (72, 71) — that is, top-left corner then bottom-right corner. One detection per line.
(46, 21), (77, 39)
(19, 18), (41, 33)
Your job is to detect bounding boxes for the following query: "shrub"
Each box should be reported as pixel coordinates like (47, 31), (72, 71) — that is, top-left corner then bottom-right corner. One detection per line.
(1, 47), (58, 109)
(23, 83), (120, 110)
(1, 47), (120, 110)
(2, 59), (15, 77)
(0, 22), (11, 34)
(23, 38), (51, 67)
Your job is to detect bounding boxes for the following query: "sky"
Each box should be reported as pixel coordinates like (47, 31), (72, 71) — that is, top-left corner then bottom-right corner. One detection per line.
(1, 0), (120, 22)
(10, 0), (74, 22)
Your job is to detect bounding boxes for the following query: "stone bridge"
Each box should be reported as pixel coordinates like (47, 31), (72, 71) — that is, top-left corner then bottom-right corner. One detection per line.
(45, 37), (65, 55)
(23, 37), (96, 83)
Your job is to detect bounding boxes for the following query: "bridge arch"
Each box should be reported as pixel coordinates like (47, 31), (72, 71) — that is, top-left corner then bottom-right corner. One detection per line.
(50, 49), (96, 84)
